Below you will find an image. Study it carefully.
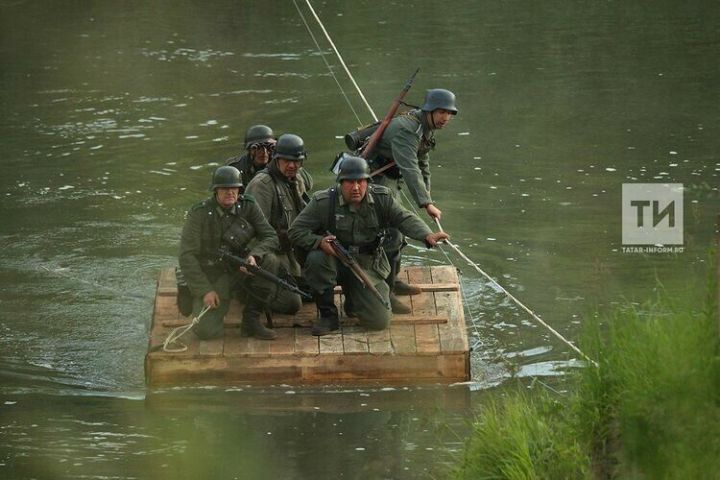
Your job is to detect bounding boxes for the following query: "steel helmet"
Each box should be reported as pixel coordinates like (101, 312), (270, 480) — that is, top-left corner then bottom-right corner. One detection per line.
(273, 133), (307, 161)
(244, 124), (275, 149)
(210, 166), (243, 190)
(336, 154), (371, 182)
(421, 88), (458, 115)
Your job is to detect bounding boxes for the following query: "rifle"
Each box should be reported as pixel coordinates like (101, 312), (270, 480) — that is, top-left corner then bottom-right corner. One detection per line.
(361, 68), (420, 175)
(219, 249), (312, 300)
(325, 233), (389, 309)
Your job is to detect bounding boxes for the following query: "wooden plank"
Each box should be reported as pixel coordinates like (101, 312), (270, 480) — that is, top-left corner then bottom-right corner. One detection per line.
(342, 326), (369, 354)
(294, 328), (319, 356)
(198, 337), (224, 357)
(170, 314), (449, 329)
(223, 329), (253, 357)
(157, 268), (177, 296)
(367, 328), (392, 355)
(411, 283), (459, 292)
(268, 327), (296, 356)
(319, 331), (344, 354)
(389, 324), (416, 355)
(432, 266), (469, 353)
(407, 267), (441, 355)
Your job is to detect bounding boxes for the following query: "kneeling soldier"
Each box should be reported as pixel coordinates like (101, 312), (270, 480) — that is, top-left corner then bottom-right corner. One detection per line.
(288, 155), (449, 336)
(179, 166), (280, 340)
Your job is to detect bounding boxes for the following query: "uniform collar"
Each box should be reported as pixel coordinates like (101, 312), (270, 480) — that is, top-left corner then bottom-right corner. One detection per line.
(211, 196), (238, 216)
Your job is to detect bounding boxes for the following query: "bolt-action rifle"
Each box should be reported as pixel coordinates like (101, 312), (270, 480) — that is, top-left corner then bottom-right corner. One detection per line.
(219, 248), (312, 300)
(325, 233), (389, 309)
(361, 68), (420, 176)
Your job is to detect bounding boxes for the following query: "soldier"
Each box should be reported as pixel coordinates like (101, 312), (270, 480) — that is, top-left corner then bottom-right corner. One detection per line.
(288, 155), (449, 336)
(244, 133), (313, 315)
(179, 166), (279, 340)
(367, 88), (457, 313)
(226, 124), (277, 186)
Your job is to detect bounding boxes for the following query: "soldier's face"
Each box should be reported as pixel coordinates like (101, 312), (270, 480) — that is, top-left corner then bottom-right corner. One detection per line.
(278, 158), (302, 180)
(431, 109), (454, 129)
(215, 187), (240, 208)
(249, 142), (275, 167)
(340, 179), (368, 206)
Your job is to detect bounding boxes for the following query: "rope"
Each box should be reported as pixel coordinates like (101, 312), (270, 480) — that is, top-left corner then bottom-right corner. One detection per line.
(292, 0), (364, 126)
(295, 0), (597, 369)
(301, 0), (378, 121)
(162, 305), (212, 353)
(433, 218), (598, 368)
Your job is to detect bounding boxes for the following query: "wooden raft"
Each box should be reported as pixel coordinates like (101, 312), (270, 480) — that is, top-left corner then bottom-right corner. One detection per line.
(145, 265), (470, 385)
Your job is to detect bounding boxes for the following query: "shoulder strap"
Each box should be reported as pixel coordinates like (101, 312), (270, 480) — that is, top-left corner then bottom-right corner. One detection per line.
(328, 187), (337, 234)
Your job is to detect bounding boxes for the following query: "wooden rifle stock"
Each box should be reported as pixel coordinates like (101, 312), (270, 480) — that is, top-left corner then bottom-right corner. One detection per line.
(325, 233), (389, 309)
(219, 249), (312, 300)
(361, 68), (420, 175)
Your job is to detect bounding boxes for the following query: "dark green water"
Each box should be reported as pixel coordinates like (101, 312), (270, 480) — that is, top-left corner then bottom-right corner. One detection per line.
(1, 1), (718, 478)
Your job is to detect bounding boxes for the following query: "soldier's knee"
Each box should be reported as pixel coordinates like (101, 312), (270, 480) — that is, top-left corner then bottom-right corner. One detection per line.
(358, 307), (391, 331)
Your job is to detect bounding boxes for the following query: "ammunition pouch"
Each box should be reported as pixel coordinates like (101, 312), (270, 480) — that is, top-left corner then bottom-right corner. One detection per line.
(222, 218), (254, 254)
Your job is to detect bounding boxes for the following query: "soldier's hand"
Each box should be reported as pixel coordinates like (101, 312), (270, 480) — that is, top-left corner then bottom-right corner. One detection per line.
(424, 231), (449, 247)
(425, 204), (442, 220)
(203, 290), (220, 309)
(238, 255), (257, 275)
(319, 234), (338, 258)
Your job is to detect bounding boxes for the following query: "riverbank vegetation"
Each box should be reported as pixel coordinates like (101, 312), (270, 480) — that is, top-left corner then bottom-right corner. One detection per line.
(453, 262), (720, 479)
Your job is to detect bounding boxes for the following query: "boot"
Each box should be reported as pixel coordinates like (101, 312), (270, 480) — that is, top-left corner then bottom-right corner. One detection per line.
(390, 293), (412, 314)
(312, 289), (340, 336)
(388, 251), (421, 296)
(241, 301), (277, 340)
(393, 279), (422, 296)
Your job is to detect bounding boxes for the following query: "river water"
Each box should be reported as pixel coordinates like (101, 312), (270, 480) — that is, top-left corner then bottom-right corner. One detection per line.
(1, 1), (718, 478)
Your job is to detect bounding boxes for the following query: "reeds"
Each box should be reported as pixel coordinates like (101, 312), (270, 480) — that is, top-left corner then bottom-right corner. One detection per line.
(454, 261), (720, 479)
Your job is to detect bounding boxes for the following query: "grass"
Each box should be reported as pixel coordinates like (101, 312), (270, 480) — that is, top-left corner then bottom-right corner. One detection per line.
(453, 257), (720, 479)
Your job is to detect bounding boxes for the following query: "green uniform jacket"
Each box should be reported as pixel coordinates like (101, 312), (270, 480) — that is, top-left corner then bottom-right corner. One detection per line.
(371, 109), (435, 207)
(288, 184), (433, 254)
(244, 165), (313, 276)
(179, 194), (278, 298)
(226, 153), (262, 186)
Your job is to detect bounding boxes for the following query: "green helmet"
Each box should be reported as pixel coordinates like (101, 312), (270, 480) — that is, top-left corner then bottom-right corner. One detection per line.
(421, 88), (458, 115)
(210, 166), (243, 190)
(244, 124), (275, 149)
(336, 154), (371, 182)
(273, 133), (307, 161)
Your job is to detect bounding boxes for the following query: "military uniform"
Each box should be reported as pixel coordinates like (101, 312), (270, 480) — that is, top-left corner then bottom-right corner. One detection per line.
(288, 184), (434, 331)
(179, 193), (279, 339)
(244, 165), (313, 314)
(226, 153), (263, 187)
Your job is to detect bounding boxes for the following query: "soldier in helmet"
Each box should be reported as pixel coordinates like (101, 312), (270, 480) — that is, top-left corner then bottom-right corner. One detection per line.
(366, 88), (458, 313)
(226, 124), (277, 186)
(288, 155), (449, 336)
(245, 133), (314, 314)
(179, 166), (280, 340)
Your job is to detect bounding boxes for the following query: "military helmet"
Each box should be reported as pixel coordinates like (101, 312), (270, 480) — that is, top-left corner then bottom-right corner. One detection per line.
(273, 133), (307, 161)
(336, 154), (371, 182)
(421, 88), (458, 115)
(244, 124), (275, 149)
(210, 166), (243, 190)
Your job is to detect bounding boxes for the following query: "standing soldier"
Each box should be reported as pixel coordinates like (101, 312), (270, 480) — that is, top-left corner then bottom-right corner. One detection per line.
(245, 133), (313, 315)
(179, 166), (280, 340)
(288, 155), (448, 336)
(367, 89), (457, 313)
(226, 124), (277, 186)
